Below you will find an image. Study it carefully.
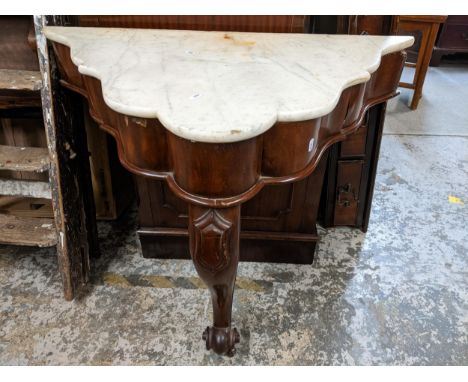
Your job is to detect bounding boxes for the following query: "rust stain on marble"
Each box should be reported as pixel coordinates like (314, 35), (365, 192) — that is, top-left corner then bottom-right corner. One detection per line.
(223, 33), (256, 47)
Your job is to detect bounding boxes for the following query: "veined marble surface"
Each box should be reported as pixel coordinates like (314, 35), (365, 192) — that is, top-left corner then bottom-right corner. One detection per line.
(44, 27), (413, 143)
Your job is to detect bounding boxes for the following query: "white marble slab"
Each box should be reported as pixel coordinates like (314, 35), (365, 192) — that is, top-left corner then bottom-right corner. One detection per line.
(44, 27), (413, 143)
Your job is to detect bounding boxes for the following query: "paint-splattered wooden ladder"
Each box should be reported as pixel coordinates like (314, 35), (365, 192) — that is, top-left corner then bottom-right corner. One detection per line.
(0, 68), (57, 247)
(0, 16), (99, 300)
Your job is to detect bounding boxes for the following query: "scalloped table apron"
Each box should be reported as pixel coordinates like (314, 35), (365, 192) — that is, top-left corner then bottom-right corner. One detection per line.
(43, 26), (414, 357)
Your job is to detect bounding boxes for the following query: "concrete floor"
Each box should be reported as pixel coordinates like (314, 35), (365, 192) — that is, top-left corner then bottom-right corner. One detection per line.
(385, 64), (468, 136)
(0, 65), (467, 365)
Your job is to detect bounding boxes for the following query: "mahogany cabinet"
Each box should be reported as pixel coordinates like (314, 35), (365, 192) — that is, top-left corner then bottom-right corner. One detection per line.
(312, 16), (398, 231)
(319, 102), (388, 230)
(136, 158), (327, 264)
(431, 16), (468, 66)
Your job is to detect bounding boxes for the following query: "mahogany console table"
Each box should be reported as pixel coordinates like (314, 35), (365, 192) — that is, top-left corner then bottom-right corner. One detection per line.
(43, 26), (413, 356)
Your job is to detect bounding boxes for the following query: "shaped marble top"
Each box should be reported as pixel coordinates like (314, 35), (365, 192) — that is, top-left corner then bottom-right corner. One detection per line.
(44, 27), (413, 143)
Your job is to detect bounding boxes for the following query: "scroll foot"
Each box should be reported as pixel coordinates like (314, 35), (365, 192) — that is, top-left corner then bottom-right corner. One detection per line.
(202, 326), (240, 357)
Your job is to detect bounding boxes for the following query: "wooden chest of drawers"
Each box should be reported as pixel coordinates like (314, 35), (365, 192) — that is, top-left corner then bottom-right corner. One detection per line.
(431, 16), (468, 66)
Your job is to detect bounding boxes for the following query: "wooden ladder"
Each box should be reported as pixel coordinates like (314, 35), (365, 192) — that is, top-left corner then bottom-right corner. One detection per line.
(0, 17), (99, 300)
(0, 69), (57, 247)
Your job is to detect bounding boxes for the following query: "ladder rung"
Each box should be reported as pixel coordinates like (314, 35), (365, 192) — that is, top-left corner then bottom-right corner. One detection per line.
(0, 213), (57, 247)
(0, 69), (42, 91)
(0, 196), (53, 219)
(0, 145), (50, 172)
(0, 179), (51, 199)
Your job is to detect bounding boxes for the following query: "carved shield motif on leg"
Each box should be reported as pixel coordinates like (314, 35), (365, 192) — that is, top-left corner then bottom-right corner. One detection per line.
(191, 210), (232, 274)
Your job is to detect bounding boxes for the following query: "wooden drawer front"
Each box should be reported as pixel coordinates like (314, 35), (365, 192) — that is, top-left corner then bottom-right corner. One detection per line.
(333, 160), (364, 226)
(438, 24), (468, 49)
(340, 124), (368, 158)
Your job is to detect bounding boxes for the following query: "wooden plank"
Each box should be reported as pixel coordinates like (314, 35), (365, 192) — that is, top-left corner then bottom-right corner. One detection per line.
(0, 213), (56, 247)
(0, 93), (42, 109)
(399, 15), (447, 24)
(0, 178), (51, 198)
(84, 110), (116, 219)
(0, 69), (42, 91)
(0, 69), (42, 109)
(0, 196), (53, 218)
(0, 118), (49, 181)
(0, 144), (49, 172)
(84, 110), (135, 220)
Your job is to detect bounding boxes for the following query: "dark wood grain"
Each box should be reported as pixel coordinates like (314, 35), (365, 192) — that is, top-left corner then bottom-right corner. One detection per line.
(137, 156), (328, 264)
(79, 15), (308, 33)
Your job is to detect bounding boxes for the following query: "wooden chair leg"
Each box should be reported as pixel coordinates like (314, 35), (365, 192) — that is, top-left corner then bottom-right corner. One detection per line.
(408, 23), (441, 110)
(398, 18), (445, 110)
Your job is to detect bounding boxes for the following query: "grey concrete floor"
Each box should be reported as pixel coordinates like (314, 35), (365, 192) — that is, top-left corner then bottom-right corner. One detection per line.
(0, 65), (467, 365)
(386, 64), (468, 136)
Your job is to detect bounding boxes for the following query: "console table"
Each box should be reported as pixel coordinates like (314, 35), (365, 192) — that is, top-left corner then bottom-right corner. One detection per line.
(43, 26), (413, 356)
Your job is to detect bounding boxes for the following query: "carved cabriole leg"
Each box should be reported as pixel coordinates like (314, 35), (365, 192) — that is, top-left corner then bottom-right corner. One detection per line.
(188, 204), (241, 357)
